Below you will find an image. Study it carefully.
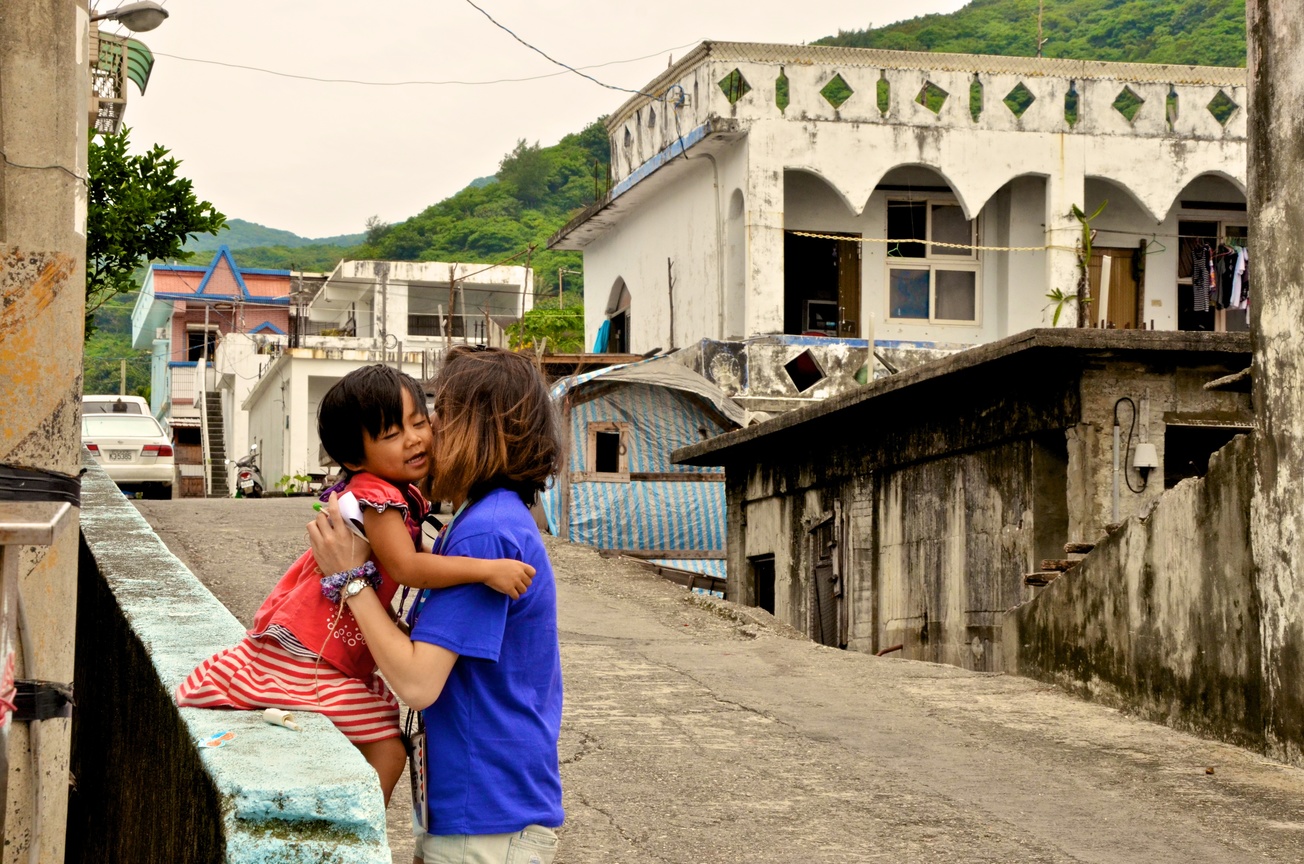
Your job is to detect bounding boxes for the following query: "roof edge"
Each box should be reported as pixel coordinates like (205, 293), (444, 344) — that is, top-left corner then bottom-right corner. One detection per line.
(673, 328), (1252, 465)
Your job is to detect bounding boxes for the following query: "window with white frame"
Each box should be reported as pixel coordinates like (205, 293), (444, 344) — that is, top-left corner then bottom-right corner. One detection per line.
(886, 199), (980, 323)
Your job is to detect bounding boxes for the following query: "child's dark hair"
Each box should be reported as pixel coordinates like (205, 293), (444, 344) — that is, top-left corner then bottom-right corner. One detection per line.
(318, 364), (427, 470)
(430, 346), (560, 503)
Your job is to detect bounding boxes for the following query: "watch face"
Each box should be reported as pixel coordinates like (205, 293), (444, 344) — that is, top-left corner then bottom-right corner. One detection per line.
(345, 578), (367, 597)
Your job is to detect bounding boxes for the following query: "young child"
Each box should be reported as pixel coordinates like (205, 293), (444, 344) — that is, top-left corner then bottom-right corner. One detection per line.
(175, 364), (534, 804)
(309, 346), (565, 864)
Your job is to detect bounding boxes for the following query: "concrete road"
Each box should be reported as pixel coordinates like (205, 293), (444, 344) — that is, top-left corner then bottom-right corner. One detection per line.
(137, 498), (1304, 864)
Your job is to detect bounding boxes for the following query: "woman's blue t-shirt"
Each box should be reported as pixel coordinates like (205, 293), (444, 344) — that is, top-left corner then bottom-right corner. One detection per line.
(407, 487), (564, 835)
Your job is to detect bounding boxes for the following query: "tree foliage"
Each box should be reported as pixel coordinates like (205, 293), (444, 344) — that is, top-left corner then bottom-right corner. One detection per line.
(86, 128), (226, 333)
(818, 0), (1246, 68)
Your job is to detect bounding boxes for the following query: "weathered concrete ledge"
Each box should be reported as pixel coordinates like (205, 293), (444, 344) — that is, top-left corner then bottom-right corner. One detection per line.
(1003, 434), (1265, 752)
(69, 457), (389, 862)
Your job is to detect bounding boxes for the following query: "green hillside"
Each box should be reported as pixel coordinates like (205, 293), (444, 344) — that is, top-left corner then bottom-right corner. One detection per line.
(818, 0), (1246, 67)
(184, 218), (363, 253)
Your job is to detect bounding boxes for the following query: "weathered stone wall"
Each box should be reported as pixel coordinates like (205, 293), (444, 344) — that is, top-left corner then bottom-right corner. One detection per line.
(1004, 435), (1261, 747)
(72, 459), (390, 863)
(1248, 0), (1304, 767)
(874, 441), (1038, 671)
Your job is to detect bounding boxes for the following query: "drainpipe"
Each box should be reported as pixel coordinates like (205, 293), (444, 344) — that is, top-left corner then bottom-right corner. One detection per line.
(702, 152), (726, 340)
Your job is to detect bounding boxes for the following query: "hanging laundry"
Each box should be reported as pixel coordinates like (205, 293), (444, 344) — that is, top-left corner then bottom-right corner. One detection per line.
(1192, 242), (1211, 313)
(1229, 247), (1248, 309)
(1216, 245), (1237, 308)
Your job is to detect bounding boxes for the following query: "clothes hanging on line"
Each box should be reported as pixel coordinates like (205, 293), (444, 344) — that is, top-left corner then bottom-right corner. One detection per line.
(1192, 242), (1212, 313)
(1229, 247), (1250, 311)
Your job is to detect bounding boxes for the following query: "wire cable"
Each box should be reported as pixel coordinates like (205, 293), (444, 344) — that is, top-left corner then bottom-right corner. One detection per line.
(461, 0), (662, 98)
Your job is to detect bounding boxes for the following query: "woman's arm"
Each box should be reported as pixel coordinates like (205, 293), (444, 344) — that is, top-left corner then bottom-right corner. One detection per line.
(307, 509), (456, 709)
(343, 586), (457, 709)
(363, 505), (535, 598)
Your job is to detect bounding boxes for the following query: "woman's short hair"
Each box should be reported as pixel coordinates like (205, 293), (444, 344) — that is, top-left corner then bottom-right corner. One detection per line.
(430, 346), (560, 503)
(318, 364), (427, 470)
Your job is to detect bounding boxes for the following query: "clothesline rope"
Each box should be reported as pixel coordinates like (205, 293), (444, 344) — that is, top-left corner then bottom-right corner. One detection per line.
(787, 230), (1065, 253)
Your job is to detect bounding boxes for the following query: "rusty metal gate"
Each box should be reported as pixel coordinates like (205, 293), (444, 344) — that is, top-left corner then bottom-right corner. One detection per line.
(809, 511), (841, 647)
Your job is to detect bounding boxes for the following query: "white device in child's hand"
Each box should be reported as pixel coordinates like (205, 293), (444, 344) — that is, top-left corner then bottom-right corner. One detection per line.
(335, 491), (369, 540)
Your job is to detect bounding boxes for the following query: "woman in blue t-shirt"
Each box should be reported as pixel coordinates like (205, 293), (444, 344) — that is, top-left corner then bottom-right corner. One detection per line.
(310, 346), (564, 864)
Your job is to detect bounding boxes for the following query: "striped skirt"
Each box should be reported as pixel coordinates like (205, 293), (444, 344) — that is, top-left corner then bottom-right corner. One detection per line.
(174, 636), (401, 745)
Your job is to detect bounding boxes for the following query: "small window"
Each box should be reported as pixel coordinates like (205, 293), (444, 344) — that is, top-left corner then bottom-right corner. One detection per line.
(886, 197), (979, 324)
(586, 422), (629, 481)
(594, 431), (621, 473)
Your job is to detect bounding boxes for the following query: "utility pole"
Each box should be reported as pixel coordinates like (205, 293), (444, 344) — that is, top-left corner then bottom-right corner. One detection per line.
(1037, 0), (1047, 58)
(119, 359), (127, 395)
(557, 267), (582, 310)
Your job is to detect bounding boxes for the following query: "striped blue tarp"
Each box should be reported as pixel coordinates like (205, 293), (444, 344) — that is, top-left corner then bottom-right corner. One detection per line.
(541, 359), (737, 577)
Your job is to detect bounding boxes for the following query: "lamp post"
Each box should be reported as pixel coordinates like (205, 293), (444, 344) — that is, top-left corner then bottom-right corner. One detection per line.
(90, 1), (169, 32)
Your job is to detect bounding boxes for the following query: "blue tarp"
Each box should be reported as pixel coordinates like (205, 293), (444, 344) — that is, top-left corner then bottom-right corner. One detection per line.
(541, 357), (740, 577)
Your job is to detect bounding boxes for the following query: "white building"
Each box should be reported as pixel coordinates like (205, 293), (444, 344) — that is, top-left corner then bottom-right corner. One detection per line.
(234, 260), (533, 487)
(550, 42), (1248, 376)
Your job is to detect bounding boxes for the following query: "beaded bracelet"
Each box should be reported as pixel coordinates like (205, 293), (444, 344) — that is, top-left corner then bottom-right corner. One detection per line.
(320, 560), (381, 604)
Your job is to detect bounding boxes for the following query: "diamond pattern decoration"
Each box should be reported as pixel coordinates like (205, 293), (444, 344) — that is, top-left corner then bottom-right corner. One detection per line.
(1207, 89), (1239, 127)
(1064, 83), (1080, 127)
(1112, 86), (1145, 122)
(915, 81), (949, 114)
(719, 69), (751, 105)
(1003, 82), (1035, 118)
(776, 69), (790, 113)
(821, 73), (854, 109)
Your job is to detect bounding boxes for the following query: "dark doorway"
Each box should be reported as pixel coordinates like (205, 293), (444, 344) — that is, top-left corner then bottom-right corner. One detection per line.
(750, 555), (775, 615)
(1163, 424), (1250, 489)
(606, 310), (628, 353)
(784, 231), (860, 337)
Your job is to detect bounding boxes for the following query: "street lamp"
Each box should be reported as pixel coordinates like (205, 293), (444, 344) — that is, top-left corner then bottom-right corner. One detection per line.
(90, 1), (169, 32)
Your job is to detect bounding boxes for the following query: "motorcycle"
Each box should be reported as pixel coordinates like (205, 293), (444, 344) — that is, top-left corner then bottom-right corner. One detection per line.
(234, 443), (265, 498)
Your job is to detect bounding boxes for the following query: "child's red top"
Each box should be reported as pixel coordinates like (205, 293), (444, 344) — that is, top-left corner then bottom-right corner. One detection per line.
(249, 472), (427, 680)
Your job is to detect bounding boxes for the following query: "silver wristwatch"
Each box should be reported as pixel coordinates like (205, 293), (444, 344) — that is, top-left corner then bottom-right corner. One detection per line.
(343, 577), (370, 599)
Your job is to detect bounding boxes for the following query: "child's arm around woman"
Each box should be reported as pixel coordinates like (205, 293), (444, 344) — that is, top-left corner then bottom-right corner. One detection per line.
(361, 505), (534, 598)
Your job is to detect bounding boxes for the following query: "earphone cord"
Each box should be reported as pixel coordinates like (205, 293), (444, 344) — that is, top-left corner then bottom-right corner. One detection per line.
(312, 534), (358, 706)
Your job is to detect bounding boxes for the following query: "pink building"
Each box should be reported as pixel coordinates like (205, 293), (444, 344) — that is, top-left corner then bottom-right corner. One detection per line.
(131, 246), (293, 495)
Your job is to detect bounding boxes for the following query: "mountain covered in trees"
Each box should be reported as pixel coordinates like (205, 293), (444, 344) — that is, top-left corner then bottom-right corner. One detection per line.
(818, 0), (1245, 68)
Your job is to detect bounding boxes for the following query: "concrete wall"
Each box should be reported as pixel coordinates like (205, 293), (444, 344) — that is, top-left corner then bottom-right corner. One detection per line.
(0, 1), (90, 858)
(72, 458), (389, 862)
(1247, 0), (1304, 768)
(1004, 435), (1262, 748)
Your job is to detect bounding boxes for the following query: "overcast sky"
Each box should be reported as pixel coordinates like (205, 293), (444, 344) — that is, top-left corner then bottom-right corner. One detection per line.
(115, 0), (970, 238)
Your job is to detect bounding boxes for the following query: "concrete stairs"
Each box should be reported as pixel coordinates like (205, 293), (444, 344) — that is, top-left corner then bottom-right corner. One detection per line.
(1024, 541), (1098, 587)
(204, 392), (229, 498)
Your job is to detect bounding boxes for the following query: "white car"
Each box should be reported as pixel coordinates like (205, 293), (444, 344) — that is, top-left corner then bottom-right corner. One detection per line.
(83, 394), (150, 415)
(82, 414), (175, 498)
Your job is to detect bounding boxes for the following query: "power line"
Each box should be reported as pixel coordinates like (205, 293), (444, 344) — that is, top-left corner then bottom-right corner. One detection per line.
(461, 0), (663, 98)
(151, 39), (701, 88)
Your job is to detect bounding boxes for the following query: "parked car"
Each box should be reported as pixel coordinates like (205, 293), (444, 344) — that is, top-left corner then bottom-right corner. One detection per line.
(82, 413), (174, 498)
(82, 394), (149, 415)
